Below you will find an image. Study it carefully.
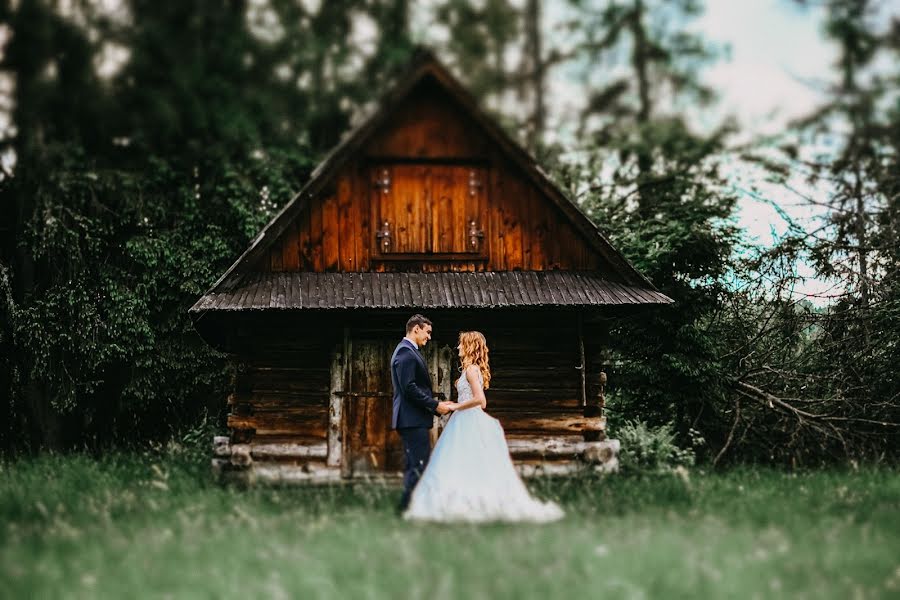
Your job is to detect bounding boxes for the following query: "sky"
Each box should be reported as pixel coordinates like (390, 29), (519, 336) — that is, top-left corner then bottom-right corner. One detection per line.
(697, 0), (835, 138)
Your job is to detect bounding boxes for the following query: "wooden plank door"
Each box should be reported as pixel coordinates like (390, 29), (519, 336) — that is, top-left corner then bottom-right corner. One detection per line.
(343, 339), (401, 476)
(342, 340), (455, 477)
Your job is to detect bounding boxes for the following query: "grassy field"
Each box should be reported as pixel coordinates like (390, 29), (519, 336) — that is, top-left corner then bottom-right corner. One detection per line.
(1, 448), (898, 599)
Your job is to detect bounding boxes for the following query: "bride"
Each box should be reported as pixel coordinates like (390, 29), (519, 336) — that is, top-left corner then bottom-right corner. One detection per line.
(402, 331), (564, 523)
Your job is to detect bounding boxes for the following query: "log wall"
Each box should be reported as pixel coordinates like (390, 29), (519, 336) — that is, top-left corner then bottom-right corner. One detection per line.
(226, 320), (338, 475)
(220, 310), (610, 479)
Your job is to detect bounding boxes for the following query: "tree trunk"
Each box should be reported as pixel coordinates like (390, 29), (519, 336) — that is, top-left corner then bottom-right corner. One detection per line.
(524, 0), (545, 153)
(853, 168), (870, 309)
(629, 0), (654, 217)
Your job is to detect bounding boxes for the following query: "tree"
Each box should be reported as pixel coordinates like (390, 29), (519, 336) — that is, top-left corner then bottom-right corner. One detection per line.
(703, 0), (900, 464)
(0, 0), (115, 449)
(548, 1), (737, 449)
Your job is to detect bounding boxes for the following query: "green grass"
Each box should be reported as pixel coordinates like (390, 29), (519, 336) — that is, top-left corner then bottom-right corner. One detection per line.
(1, 449), (899, 599)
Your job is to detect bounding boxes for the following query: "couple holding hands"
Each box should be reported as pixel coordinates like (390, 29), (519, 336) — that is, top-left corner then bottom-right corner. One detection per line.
(391, 314), (563, 523)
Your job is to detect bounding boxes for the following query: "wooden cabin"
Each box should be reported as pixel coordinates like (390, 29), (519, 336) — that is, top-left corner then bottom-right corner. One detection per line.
(190, 49), (672, 484)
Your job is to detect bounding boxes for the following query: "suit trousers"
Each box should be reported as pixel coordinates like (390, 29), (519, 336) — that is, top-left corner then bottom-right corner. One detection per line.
(397, 427), (431, 511)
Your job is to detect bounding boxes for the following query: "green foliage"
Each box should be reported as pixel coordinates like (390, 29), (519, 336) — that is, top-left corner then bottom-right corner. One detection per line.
(0, 1), (398, 450)
(616, 420), (697, 475)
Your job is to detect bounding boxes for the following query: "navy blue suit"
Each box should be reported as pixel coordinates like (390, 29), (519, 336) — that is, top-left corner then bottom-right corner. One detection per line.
(391, 338), (438, 510)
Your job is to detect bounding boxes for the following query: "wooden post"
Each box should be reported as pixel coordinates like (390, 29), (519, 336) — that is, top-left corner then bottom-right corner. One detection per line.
(327, 338), (345, 469)
(422, 343), (454, 446)
(577, 312), (586, 407)
(435, 344), (453, 439)
(598, 371), (607, 415)
(583, 369), (606, 443)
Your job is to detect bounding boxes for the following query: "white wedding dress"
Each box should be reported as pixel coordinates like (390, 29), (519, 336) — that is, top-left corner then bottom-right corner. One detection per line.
(403, 369), (564, 523)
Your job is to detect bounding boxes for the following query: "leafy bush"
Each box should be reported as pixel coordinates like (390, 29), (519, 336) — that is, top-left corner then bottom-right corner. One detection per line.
(616, 420), (696, 475)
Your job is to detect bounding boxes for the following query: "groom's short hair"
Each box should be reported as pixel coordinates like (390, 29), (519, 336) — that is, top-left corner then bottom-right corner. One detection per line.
(406, 314), (432, 333)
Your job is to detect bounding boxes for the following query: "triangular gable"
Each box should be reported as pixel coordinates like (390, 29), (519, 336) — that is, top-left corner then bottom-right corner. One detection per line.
(202, 48), (657, 297)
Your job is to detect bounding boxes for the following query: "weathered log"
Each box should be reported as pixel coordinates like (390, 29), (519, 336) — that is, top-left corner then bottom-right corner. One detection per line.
(578, 313), (586, 406)
(484, 394), (581, 408)
(582, 415), (606, 431)
(228, 391), (327, 408)
(327, 348), (343, 467)
(583, 404), (602, 418)
(231, 428), (255, 444)
(581, 439), (619, 465)
(230, 443), (253, 468)
(227, 408), (328, 437)
(250, 442), (328, 460)
(494, 413), (605, 435)
(212, 436), (231, 458)
(597, 371), (607, 409)
(515, 461), (586, 478)
(231, 403), (253, 417)
(253, 463), (344, 484)
(582, 414), (607, 441)
(506, 436), (590, 458)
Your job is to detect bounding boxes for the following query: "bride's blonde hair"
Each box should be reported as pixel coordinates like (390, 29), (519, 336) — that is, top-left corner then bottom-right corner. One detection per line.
(458, 331), (491, 389)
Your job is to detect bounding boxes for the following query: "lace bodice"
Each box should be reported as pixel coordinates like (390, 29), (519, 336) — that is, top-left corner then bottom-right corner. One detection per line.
(456, 368), (484, 405)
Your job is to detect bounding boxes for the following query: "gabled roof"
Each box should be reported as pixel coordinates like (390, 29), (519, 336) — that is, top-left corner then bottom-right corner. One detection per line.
(194, 48), (666, 312)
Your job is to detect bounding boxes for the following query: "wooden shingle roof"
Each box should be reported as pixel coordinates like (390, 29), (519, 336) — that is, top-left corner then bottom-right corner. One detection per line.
(190, 272), (672, 312)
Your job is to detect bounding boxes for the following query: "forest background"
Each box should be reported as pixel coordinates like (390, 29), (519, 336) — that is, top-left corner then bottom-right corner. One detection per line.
(1, 0), (898, 467)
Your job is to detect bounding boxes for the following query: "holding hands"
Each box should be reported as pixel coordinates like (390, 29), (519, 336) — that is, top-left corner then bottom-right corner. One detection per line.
(436, 401), (459, 415)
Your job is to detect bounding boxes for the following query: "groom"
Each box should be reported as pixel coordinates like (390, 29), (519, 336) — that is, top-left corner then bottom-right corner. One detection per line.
(391, 314), (453, 512)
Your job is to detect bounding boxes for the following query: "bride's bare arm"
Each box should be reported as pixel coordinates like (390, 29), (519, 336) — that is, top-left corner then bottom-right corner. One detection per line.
(452, 365), (487, 410)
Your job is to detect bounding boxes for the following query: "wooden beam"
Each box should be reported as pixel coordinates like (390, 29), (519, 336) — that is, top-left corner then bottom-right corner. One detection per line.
(584, 439), (620, 474)
(231, 443), (252, 468)
(507, 437), (589, 458)
(328, 344), (344, 468)
(582, 439), (619, 465)
(515, 461), (584, 478)
(578, 312), (586, 407)
(251, 442), (328, 460)
(227, 410), (327, 437)
(495, 414), (605, 435)
(212, 435), (230, 458)
(253, 464), (343, 485)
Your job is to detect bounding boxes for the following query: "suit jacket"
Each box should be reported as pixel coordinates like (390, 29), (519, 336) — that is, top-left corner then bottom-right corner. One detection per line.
(391, 339), (438, 429)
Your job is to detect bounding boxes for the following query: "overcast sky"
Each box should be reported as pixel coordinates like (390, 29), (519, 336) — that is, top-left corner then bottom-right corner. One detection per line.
(697, 0), (835, 137)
